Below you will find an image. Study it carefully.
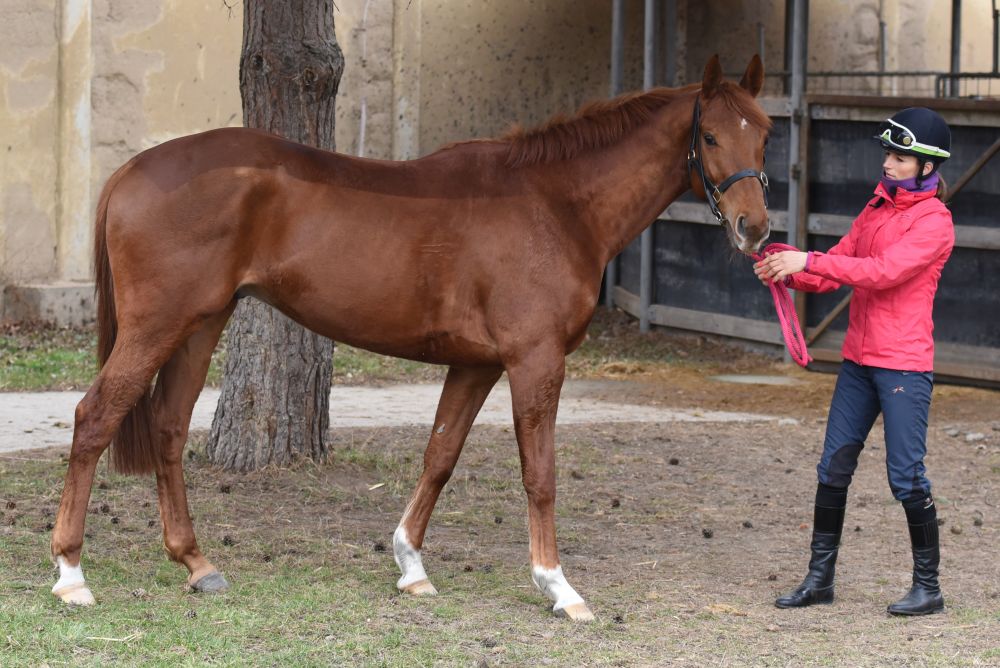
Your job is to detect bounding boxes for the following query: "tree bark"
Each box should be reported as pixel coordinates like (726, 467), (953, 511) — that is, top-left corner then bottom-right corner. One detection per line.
(207, 1), (344, 472)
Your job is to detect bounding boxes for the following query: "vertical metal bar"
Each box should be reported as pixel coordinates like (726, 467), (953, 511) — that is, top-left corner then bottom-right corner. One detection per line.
(785, 0), (808, 364)
(758, 21), (766, 69)
(802, 0), (809, 89)
(604, 0), (626, 309)
(993, 0), (998, 74)
(611, 0), (625, 95)
(665, 0), (678, 86)
(786, 0), (806, 255)
(639, 0), (656, 332)
(783, 0), (794, 95)
(878, 21), (887, 95)
(877, 0), (887, 96)
(951, 0), (962, 96)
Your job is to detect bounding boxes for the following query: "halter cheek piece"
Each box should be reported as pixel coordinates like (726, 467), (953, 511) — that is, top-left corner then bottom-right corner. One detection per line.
(687, 97), (769, 226)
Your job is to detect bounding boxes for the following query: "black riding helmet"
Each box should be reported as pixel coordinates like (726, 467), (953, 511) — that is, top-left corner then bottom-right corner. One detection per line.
(875, 107), (951, 183)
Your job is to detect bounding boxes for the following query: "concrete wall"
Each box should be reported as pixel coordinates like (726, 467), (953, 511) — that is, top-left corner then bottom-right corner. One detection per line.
(1, 0), (241, 299)
(2, 0), (996, 323)
(334, 0), (651, 160)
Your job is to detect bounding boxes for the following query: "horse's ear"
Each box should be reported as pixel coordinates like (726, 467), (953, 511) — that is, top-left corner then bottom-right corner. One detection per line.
(701, 54), (723, 99)
(739, 54), (765, 97)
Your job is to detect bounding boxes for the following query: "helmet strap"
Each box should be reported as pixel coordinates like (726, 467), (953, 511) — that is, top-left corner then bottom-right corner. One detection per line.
(915, 159), (940, 188)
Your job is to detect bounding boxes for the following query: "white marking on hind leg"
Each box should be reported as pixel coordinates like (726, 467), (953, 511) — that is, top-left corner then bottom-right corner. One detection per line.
(531, 565), (584, 611)
(393, 526), (437, 595)
(52, 556), (95, 605)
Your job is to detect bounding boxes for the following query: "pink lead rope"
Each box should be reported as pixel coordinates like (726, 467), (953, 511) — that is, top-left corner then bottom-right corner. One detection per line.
(751, 243), (813, 368)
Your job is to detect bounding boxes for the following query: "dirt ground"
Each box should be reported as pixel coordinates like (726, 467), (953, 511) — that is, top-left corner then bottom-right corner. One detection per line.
(3, 315), (999, 666)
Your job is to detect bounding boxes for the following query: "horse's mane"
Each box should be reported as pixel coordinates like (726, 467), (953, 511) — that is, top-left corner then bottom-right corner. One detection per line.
(498, 81), (771, 168)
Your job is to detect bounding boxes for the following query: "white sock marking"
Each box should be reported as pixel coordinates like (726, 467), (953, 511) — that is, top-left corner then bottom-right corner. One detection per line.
(53, 556), (85, 593)
(531, 565), (585, 611)
(393, 526), (430, 589)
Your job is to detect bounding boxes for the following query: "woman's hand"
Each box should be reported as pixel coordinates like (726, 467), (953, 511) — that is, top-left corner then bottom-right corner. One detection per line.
(754, 251), (809, 285)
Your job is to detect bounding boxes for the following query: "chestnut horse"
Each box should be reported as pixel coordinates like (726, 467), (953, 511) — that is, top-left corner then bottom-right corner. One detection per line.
(50, 56), (771, 620)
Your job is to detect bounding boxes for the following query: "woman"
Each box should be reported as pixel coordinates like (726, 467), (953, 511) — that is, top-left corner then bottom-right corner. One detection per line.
(755, 107), (954, 616)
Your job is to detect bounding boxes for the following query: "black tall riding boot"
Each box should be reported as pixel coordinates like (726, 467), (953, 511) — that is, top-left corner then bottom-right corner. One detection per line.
(775, 483), (847, 608)
(887, 496), (944, 616)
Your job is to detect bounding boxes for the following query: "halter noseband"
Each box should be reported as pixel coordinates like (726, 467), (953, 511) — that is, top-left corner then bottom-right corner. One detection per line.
(687, 97), (769, 226)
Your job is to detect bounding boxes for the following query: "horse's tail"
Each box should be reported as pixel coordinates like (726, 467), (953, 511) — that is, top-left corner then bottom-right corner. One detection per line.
(94, 160), (158, 475)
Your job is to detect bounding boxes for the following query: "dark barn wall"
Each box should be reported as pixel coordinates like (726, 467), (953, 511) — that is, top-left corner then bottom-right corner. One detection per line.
(804, 119), (1000, 350)
(613, 107), (1000, 378)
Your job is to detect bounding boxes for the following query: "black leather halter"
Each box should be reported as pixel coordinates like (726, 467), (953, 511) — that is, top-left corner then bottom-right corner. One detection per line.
(687, 97), (769, 226)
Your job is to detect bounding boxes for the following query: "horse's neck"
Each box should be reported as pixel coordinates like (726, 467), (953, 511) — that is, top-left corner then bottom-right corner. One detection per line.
(562, 103), (692, 265)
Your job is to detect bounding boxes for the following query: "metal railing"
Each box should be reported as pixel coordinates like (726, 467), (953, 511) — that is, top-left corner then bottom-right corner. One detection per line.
(759, 71), (1000, 99)
(935, 73), (1000, 99)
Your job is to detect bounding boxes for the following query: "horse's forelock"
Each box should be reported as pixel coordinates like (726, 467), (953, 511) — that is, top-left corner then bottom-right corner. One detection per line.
(714, 81), (772, 132)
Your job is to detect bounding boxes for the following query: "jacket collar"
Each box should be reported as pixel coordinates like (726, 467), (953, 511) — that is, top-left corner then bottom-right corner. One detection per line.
(873, 181), (938, 209)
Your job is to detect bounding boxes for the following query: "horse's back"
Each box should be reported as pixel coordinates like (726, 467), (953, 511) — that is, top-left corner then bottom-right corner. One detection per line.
(102, 127), (590, 365)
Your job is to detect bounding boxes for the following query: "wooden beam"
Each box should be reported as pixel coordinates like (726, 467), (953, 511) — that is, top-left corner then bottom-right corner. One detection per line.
(656, 205), (1000, 251)
(944, 137), (1000, 204)
(647, 304), (785, 344)
(806, 93), (1000, 114)
(615, 286), (1000, 384)
(808, 345), (1000, 384)
(806, 292), (852, 346)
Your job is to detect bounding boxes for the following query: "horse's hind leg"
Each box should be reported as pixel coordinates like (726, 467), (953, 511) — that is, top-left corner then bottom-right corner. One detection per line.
(394, 365), (502, 595)
(51, 321), (190, 605)
(151, 304), (235, 593)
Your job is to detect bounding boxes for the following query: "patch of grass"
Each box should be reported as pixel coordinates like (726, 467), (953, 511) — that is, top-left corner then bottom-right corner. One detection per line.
(0, 325), (96, 391)
(332, 344), (442, 386)
(0, 324), (442, 393)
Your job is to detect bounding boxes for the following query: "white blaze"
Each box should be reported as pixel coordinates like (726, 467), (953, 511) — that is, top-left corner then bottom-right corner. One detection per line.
(740, 117), (748, 130)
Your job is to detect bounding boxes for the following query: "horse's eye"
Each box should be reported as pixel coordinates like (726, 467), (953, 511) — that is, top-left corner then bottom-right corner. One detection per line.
(703, 133), (717, 146)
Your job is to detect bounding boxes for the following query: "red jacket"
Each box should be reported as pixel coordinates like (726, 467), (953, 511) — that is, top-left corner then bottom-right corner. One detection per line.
(788, 181), (954, 372)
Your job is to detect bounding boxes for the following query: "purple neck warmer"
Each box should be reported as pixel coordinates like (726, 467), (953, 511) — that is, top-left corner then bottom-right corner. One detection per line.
(880, 172), (939, 196)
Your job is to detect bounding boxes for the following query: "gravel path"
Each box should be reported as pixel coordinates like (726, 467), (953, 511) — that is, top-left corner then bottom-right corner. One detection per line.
(0, 382), (779, 454)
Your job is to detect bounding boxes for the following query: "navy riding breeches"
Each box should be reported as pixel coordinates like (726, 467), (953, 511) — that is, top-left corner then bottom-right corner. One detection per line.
(817, 360), (933, 501)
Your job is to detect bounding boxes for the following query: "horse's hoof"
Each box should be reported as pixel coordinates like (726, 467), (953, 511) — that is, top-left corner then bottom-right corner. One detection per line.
(399, 579), (438, 596)
(556, 602), (595, 622)
(190, 570), (230, 594)
(53, 583), (96, 606)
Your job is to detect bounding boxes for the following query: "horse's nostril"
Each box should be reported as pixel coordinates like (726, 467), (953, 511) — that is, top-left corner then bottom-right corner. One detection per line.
(736, 216), (747, 239)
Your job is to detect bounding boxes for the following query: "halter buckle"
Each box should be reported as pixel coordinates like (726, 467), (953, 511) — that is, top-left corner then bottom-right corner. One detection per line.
(711, 187), (723, 204)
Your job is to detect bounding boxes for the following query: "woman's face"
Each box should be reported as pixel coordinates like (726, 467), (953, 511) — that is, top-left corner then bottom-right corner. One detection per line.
(883, 150), (931, 180)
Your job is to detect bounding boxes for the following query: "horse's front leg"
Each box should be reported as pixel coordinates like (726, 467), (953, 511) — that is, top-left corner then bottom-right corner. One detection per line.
(394, 365), (502, 595)
(506, 346), (594, 621)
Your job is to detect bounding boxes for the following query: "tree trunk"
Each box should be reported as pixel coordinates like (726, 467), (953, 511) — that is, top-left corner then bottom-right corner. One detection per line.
(207, 1), (344, 472)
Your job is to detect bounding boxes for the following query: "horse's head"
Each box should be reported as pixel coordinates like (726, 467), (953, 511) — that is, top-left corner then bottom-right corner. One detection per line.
(689, 55), (772, 254)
